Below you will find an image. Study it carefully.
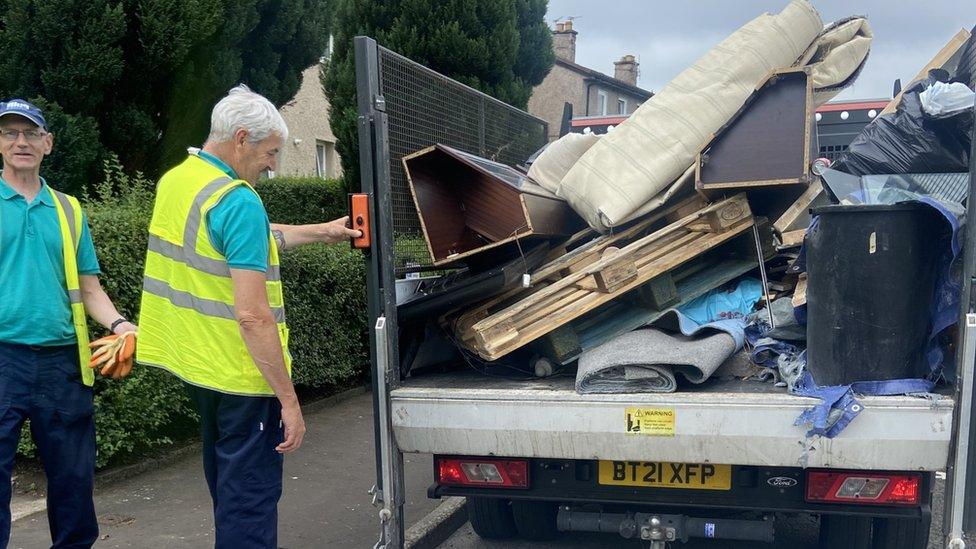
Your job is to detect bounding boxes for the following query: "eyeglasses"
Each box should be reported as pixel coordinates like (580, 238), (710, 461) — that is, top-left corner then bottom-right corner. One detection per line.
(0, 129), (46, 142)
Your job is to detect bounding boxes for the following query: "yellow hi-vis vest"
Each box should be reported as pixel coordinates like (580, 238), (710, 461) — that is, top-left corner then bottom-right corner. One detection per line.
(137, 155), (290, 396)
(48, 187), (94, 387)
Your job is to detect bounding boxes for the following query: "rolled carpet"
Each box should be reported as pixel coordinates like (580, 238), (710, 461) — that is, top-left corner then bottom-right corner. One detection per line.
(576, 328), (736, 394)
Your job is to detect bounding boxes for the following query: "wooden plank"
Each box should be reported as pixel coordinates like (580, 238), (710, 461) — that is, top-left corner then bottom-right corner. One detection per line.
(474, 322), (519, 351)
(633, 231), (704, 269)
(697, 178), (810, 190)
(533, 194), (704, 281)
(792, 274), (808, 308)
(664, 195), (709, 223)
(561, 253), (600, 276)
(880, 29), (971, 117)
(774, 180), (824, 234)
(403, 146), (441, 264)
(779, 229), (806, 248)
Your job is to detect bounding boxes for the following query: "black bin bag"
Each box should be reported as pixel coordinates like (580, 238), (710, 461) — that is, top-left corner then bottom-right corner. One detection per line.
(832, 80), (973, 176)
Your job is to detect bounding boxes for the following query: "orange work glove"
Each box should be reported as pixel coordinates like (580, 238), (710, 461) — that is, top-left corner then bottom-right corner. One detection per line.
(88, 331), (137, 379)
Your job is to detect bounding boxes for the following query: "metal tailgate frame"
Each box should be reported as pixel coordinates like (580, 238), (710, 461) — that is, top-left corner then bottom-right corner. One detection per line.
(354, 35), (549, 549)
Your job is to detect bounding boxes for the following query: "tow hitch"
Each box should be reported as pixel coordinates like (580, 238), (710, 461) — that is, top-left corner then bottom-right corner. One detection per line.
(556, 507), (775, 548)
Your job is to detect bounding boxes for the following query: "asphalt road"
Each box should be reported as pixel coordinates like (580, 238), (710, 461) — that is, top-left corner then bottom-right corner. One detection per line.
(440, 476), (947, 549)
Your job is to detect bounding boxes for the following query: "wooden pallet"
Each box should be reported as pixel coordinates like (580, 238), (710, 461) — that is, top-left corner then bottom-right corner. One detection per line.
(544, 254), (758, 365)
(455, 193), (755, 361)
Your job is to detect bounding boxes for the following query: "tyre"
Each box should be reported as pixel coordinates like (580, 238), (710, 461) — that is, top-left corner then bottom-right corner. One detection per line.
(872, 516), (930, 549)
(511, 500), (559, 540)
(819, 514), (872, 549)
(467, 497), (517, 540)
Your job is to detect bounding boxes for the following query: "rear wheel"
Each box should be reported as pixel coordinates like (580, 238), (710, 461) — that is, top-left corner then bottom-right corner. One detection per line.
(871, 516), (930, 549)
(467, 497), (517, 540)
(819, 514), (872, 549)
(511, 500), (559, 540)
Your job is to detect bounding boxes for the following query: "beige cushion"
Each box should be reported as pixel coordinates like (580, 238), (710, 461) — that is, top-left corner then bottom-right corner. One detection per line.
(527, 132), (600, 194)
(556, 1), (871, 232)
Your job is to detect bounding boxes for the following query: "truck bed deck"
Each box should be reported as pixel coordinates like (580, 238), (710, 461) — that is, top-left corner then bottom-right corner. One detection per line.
(391, 370), (953, 471)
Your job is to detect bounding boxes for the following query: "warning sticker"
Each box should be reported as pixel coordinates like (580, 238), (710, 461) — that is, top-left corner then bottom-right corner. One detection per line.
(625, 407), (675, 436)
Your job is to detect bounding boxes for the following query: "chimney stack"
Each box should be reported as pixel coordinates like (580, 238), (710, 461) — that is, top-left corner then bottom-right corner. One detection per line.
(552, 20), (577, 63)
(614, 54), (638, 86)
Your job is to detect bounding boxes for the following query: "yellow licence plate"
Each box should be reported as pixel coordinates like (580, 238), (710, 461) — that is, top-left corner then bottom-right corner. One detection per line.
(598, 461), (731, 490)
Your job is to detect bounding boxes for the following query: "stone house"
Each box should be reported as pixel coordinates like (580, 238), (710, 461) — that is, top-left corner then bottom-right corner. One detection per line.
(527, 20), (653, 141)
(276, 61), (343, 179)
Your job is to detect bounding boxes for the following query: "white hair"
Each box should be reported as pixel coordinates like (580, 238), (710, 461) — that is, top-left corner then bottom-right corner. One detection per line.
(206, 84), (288, 144)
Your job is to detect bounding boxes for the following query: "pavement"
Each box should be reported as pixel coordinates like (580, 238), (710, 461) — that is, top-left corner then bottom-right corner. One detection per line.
(9, 388), (439, 548)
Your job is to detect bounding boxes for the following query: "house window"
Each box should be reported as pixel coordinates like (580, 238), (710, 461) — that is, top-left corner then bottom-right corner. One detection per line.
(316, 141), (328, 177)
(617, 98), (627, 115)
(597, 90), (608, 116)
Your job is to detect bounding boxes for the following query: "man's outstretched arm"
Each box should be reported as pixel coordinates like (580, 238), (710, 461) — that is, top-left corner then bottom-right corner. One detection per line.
(270, 216), (362, 250)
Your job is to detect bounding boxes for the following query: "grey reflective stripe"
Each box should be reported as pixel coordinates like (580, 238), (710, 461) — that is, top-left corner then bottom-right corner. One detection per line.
(144, 276), (235, 319)
(174, 176), (281, 281)
(148, 234), (282, 281)
(143, 276), (286, 322)
(147, 235), (231, 277)
(50, 189), (78, 249)
(267, 264), (281, 282)
(183, 176), (234, 252)
(52, 190), (83, 303)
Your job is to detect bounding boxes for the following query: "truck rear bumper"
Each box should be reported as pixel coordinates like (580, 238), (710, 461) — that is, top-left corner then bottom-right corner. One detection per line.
(429, 458), (932, 520)
(391, 375), (953, 470)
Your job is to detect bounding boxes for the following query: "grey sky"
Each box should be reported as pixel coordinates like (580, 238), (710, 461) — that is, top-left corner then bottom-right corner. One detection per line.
(545, 1), (975, 101)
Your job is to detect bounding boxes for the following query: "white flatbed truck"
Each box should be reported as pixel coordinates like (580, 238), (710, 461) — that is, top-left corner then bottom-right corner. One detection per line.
(352, 36), (976, 549)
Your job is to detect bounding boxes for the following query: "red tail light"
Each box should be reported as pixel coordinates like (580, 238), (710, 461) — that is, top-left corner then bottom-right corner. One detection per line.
(805, 470), (921, 506)
(436, 457), (529, 489)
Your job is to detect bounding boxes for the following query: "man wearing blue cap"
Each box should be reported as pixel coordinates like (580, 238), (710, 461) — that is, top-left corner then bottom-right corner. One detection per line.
(0, 99), (136, 548)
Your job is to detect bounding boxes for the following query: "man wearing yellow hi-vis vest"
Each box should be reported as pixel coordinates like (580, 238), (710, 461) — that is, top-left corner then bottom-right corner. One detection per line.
(0, 99), (137, 548)
(138, 85), (360, 549)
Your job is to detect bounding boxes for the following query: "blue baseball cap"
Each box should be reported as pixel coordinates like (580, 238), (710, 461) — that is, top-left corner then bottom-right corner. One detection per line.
(0, 99), (47, 130)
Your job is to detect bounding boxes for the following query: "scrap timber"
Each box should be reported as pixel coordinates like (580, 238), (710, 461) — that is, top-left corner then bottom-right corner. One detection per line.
(454, 194), (755, 361)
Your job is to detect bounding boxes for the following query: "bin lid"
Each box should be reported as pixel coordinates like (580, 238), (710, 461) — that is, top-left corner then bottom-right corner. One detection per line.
(811, 202), (933, 216)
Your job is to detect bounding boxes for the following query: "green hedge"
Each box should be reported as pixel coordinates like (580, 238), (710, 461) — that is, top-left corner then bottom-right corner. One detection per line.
(260, 175), (348, 225)
(18, 160), (367, 466)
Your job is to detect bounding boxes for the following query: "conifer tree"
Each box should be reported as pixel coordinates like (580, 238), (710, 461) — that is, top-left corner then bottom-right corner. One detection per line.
(0, 0), (331, 193)
(322, 0), (554, 189)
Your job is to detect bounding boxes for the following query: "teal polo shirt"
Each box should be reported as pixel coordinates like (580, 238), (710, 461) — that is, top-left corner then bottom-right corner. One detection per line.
(191, 150), (270, 273)
(0, 177), (100, 346)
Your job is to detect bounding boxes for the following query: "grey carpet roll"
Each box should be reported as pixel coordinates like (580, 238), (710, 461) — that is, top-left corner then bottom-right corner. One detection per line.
(576, 327), (736, 394)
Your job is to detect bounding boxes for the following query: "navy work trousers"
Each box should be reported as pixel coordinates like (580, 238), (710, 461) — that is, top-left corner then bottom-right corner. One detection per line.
(187, 384), (284, 549)
(0, 342), (97, 548)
